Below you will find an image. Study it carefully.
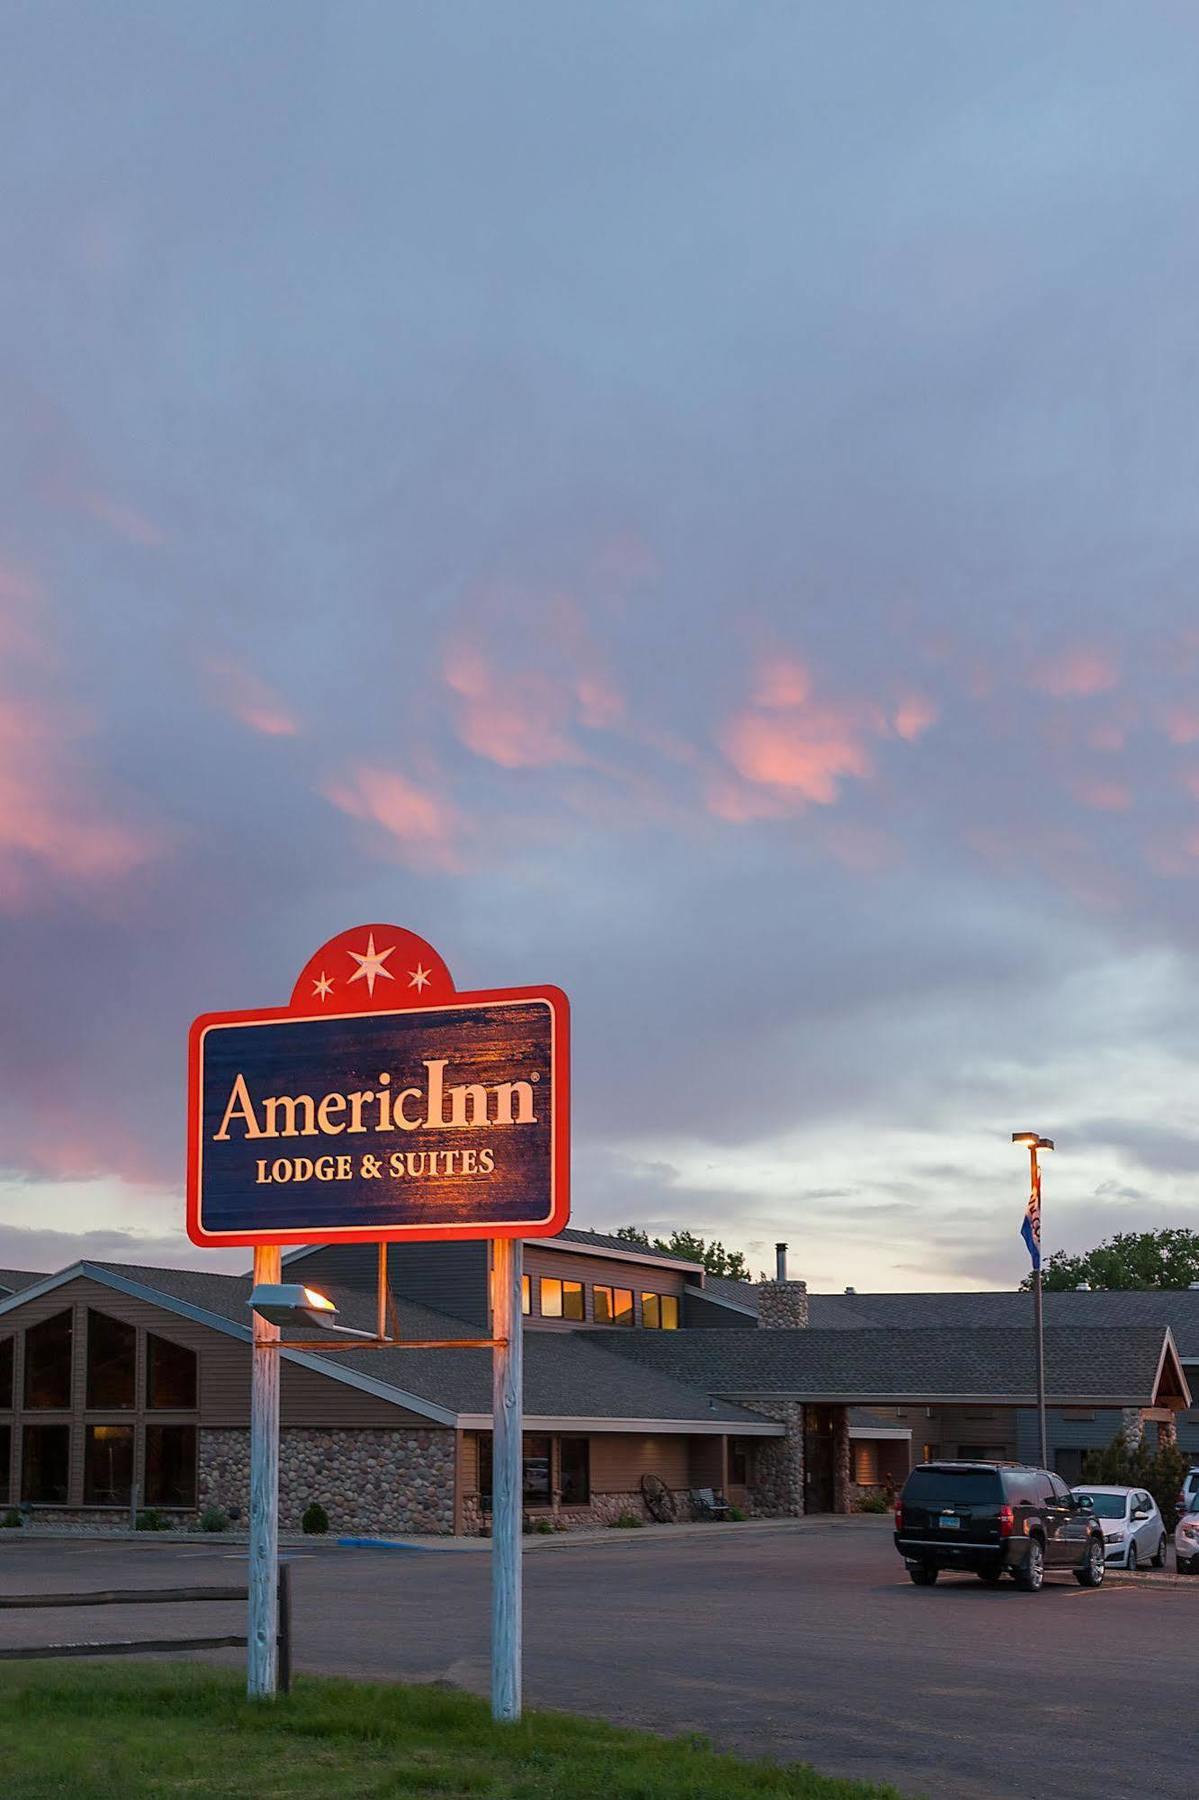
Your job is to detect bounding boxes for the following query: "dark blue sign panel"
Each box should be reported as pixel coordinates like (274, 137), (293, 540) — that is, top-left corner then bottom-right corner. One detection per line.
(188, 994), (567, 1246)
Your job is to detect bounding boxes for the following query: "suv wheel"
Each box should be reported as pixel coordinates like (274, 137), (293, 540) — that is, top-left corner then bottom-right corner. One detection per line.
(908, 1563), (938, 1586)
(1014, 1538), (1044, 1591)
(1074, 1536), (1105, 1588)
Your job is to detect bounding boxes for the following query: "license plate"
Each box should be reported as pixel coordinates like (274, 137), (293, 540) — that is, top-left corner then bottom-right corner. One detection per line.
(939, 1514), (960, 1530)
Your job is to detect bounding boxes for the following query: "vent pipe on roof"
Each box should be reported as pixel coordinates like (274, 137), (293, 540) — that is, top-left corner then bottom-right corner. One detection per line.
(775, 1243), (787, 1281)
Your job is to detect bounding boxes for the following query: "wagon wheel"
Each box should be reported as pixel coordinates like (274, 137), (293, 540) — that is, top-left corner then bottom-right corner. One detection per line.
(640, 1473), (677, 1523)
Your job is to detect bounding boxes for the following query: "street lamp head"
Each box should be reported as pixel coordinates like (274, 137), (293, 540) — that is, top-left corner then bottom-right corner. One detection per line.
(1011, 1132), (1039, 1147)
(249, 1282), (341, 1331)
(1036, 1138), (1055, 1153)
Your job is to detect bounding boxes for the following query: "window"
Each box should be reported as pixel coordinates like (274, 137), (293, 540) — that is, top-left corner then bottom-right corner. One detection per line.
(522, 1434), (552, 1505)
(0, 1336), (12, 1409)
(0, 1425), (9, 1503)
(593, 1286), (634, 1326)
(87, 1311), (136, 1410)
(523, 1275), (531, 1316)
(22, 1424), (70, 1503)
(559, 1437), (590, 1505)
(1048, 1474), (1072, 1504)
(146, 1334), (197, 1410)
(539, 1278), (584, 1322)
(145, 1425), (197, 1507)
(84, 1425), (133, 1506)
(641, 1293), (680, 1330)
(24, 1311), (72, 1408)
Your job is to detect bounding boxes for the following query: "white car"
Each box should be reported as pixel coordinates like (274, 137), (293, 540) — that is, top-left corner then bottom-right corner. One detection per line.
(1070, 1485), (1167, 1571)
(1174, 1510), (1199, 1574)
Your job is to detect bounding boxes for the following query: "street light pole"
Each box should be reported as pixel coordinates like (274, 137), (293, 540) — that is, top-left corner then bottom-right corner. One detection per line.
(1013, 1133), (1053, 1471)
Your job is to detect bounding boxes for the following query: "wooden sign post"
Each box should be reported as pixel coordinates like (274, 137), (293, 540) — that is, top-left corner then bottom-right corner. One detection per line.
(187, 925), (568, 1711)
(490, 1238), (523, 1720)
(247, 1242), (281, 1699)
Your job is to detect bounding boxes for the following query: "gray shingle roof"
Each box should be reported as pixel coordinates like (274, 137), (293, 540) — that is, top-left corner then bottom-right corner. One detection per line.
(0, 1268), (44, 1296)
(582, 1325), (1183, 1407)
(808, 1289), (1199, 1357)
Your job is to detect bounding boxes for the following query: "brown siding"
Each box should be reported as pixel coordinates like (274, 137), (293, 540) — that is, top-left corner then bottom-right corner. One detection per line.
(589, 1433), (689, 1492)
(517, 1245), (687, 1332)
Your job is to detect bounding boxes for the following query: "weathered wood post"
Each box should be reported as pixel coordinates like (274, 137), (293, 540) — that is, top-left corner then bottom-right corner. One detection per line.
(490, 1236), (523, 1722)
(248, 1242), (281, 1699)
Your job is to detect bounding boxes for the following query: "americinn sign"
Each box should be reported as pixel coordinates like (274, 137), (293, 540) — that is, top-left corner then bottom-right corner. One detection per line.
(187, 923), (570, 1248)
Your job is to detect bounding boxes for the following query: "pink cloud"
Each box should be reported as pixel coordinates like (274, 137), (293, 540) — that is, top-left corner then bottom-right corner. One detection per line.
(322, 764), (462, 871)
(1030, 647), (1119, 698)
(721, 707), (873, 802)
(1162, 705), (1199, 746)
(754, 657), (812, 709)
(893, 693), (938, 741)
(205, 659), (300, 737)
(1072, 777), (1132, 812)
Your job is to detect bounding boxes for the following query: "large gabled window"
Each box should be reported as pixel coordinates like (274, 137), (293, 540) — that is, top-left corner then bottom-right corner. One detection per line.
(24, 1311), (72, 1409)
(87, 1311), (136, 1410)
(0, 1337), (12, 1409)
(146, 1334), (197, 1410)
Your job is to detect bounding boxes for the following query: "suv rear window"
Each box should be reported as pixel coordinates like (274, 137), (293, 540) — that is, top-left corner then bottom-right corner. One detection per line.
(902, 1467), (1002, 1505)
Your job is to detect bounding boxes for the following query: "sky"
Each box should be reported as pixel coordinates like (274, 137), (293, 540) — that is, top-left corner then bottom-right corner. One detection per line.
(2, 2), (1199, 1291)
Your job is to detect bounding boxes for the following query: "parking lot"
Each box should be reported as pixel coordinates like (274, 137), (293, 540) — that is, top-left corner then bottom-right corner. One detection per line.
(0, 1518), (1193, 1800)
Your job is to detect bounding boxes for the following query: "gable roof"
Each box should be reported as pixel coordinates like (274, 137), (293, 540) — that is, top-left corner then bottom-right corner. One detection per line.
(0, 1268), (44, 1297)
(583, 1324), (1191, 1409)
(808, 1288), (1199, 1358)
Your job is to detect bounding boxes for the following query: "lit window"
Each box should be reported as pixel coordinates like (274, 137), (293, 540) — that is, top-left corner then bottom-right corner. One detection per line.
(145, 1425), (197, 1507)
(87, 1311), (136, 1410)
(593, 1286), (634, 1326)
(641, 1293), (680, 1330)
(24, 1311), (72, 1409)
(539, 1278), (584, 1321)
(146, 1334), (197, 1409)
(488, 1271), (532, 1315)
(84, 1425), (133, 1506)
(22, 1424), (69, 1503)
(661, 1295), (679, 1330)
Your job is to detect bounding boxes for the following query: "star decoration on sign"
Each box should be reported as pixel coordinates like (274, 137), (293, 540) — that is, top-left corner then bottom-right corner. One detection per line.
(408, 963), (431, 992)
(312, 970), (334, 1001)
(347, 932), (396, 996)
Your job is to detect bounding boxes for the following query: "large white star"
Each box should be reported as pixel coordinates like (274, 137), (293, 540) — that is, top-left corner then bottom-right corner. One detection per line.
(347, 933), (396, 997)
(408, 963), (431, 992)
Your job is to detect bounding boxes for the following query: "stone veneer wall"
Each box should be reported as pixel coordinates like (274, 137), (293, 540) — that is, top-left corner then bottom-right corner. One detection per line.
(198, 1426), (456, 1535)
(461, 1489), (650, 1535)
(755, 1280), (810, 1330)
(746, 1399), (805, 1516)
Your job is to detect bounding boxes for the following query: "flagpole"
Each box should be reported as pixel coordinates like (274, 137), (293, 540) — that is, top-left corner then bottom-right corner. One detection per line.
(1031, 1143), (1047, 1469)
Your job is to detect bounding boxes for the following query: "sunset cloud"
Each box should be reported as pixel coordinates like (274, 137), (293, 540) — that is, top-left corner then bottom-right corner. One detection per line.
(321, 763), (462, 870)
(1030, 648), (1119, 699)
(205, 658), (300, 738)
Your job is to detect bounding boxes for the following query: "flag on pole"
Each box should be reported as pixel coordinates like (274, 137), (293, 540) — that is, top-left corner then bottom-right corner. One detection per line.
(1021, 1185), (1041, 1271)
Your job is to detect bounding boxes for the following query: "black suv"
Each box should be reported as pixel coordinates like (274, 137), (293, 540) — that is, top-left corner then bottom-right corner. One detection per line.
(894, 1461), (1106, 1591)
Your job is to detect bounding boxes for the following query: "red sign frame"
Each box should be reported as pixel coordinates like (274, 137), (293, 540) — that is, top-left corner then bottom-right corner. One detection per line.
(186, 924), (569, 1249)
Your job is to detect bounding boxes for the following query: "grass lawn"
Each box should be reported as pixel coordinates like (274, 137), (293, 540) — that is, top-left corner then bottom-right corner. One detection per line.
(0, 1662), (908, 1800)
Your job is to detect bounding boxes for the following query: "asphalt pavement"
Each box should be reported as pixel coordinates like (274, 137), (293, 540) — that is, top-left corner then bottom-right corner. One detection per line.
(0, 1519), (1193, 1800)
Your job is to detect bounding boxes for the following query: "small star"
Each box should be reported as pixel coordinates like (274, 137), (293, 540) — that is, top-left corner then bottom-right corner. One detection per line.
(313, 970), (334, 1001)
(347, 932), (396, 997)
(408, 963), (431, 992)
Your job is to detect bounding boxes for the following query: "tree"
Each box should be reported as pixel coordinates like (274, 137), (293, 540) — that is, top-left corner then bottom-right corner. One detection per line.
(1024, 1229), (1199, 1292)
(614, 1226), (750, 1281)
(1082, 1432), (1190, 1527)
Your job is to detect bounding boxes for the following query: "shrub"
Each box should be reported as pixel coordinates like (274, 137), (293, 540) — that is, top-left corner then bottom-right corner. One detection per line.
(856, 1491), (891, 1515)
(610, 1510), (644, 1529)
(135, 1509), (171, 1531)
(1081, 1433), (1190, 1526)
(198, 1505), (228, 1534)
(1, 1507), (22, 1529)
(727, 1505), (746, 1521)
(301, 1502), (329, 1536)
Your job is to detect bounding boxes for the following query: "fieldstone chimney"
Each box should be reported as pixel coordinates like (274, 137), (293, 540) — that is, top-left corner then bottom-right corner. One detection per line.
(757, 1243), (809, 1329)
